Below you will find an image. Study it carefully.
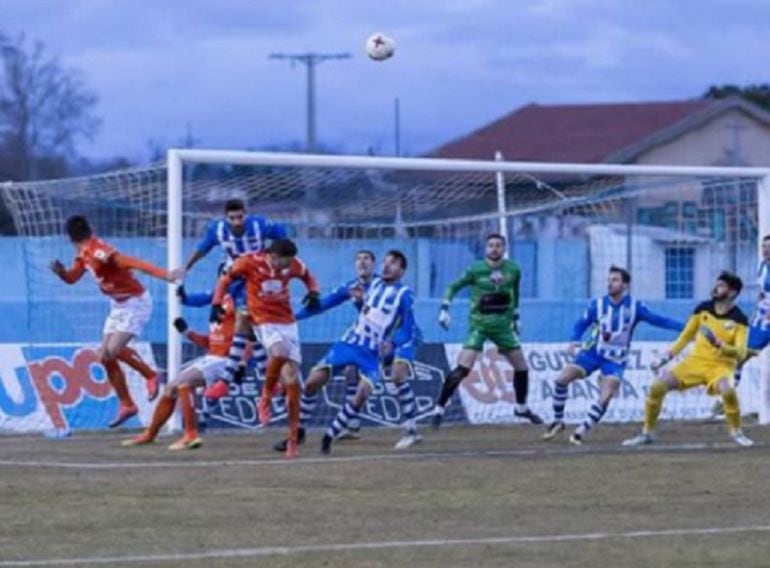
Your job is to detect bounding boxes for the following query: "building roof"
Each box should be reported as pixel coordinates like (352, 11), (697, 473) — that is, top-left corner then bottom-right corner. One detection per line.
(429, 96), (770, 164)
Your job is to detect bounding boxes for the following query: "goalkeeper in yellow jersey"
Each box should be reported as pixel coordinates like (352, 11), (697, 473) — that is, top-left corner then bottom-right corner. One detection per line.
(623, 271), (753, 447)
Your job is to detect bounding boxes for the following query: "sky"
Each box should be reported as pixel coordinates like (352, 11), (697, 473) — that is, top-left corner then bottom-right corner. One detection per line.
(1, 0), (769, 162)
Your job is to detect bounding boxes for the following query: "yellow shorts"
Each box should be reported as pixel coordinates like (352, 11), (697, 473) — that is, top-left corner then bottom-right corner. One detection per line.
(670, 357), (734, 395)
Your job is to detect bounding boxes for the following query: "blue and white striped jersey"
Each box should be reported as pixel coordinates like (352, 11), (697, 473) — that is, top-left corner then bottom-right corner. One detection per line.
(196, 215), (287, 262)
(341, 278), (415, 353)
(295, 274), (380, 320)
(752, 260), (770, 329)
(572, 294), (682, 363)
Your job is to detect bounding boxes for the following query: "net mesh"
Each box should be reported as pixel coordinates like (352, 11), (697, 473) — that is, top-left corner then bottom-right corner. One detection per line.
(0, 158), (762, 431)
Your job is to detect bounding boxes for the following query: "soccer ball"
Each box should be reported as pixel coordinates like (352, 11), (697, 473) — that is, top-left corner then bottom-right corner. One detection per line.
(366, 33), (395, 61)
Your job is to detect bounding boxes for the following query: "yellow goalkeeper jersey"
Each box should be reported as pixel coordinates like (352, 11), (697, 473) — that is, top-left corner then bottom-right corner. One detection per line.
(669, 300), (748, 366)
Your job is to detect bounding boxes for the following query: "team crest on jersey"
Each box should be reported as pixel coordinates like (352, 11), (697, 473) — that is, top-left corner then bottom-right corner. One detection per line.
(490, 270), (504, 286)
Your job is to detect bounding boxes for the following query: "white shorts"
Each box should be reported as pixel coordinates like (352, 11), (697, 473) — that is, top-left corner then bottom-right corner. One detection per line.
(103, 291), (152, 337)
(254, 322), (301, 364)
(184, 355), (228, 386)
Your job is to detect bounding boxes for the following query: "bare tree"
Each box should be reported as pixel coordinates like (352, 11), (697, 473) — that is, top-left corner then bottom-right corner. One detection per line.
(0, 33), (100, 180)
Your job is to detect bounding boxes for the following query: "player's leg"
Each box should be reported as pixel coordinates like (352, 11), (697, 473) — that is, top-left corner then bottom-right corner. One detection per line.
(338, 365), (362, 440)
(322, 373), (375, 456)
(623, 368), (679, 446)
(204, 310), (252, 400)
(542, 363), (586, 440)
(116, 345), (160, 401)
(432, 345), (479, 429)
(122, 365), (204, 447)
(392, 358), (421, 450)
(570, 372), (621, 445)
(502, 347), (543, 424)
(320, 346), (381, 455)
(101, 331), (140, 427)
(256, 323), (302, 429)
(111, 291), (158, 401)
(271, 362), (332, 453)
(713, 375), (753, 447)
(278, 358), (302, 458)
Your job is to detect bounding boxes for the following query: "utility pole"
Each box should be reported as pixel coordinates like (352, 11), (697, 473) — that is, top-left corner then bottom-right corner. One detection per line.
(269, 52), (351, 152)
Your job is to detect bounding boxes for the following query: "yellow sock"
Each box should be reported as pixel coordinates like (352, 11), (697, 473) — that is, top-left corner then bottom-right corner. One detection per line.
(722, 387), (740, 431)
(644, 380), (669, 433)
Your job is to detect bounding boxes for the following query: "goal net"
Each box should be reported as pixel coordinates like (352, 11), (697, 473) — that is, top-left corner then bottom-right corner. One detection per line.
(2, 151), (769, 434)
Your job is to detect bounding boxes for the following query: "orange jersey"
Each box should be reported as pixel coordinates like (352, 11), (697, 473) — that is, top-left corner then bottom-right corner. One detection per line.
(214, 252), (319, 325)
(187, 295), (236, 357)
(59, 236), (167, 300)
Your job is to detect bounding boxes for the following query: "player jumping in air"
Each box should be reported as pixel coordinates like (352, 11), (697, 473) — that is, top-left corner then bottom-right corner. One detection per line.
(433, 233), (541, 428)
(293, 250), (417, 455)
(623, 271), (754, 448)
(183, 198), (287, 400)
(275, 250), (378, 449)
(542, 266), (682, 444)
(50, 215), (184, 427)
(212, 238), (320, 458)
(712, 234), (770, 419)
(122, 291), (247, 449)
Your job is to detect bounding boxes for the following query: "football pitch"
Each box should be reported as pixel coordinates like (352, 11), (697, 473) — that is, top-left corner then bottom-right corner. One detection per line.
(1, 422), (769, 567)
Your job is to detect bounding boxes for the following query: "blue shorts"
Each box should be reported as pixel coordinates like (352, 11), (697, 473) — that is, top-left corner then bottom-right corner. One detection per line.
(749, 325), (770, 352)
(230, 280), (247, 309)
(315, 342), (381, 385)
(573, 347), (626, 380)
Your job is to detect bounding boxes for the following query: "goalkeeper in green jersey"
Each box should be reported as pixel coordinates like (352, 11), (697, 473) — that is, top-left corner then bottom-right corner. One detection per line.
(433, 233), (542, 428)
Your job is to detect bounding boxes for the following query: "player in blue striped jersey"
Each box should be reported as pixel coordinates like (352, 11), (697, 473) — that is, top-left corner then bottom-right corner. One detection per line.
(293, 250), (419, 455)
(271, 250), (379, 451)
(543, 266), (683, 444)
(712, 234), (770, 418)
(182, 199), (287, 399)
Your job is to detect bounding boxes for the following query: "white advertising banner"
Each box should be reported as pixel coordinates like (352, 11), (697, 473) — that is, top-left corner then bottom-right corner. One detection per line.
(0, 343), (158, 433)
(445, 342), (761, 425)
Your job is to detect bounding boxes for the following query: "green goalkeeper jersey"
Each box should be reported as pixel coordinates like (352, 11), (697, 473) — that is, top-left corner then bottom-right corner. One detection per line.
(443, 259), (521, 327)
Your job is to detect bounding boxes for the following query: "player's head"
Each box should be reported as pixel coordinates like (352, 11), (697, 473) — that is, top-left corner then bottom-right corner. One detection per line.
(355, 250), (376, 278)
(713, 271), (743, 302)
(762, 235), (770, 261)
(607, 266), (631, 296)
(382, 249), (407, 282)
(485, 233), (506, 262)
(224, 199), (246, 230)
(267, 238), (297, 269)
(65, 215), (93, 247)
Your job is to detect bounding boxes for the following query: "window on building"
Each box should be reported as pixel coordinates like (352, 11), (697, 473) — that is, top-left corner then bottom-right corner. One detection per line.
(665, 247), (695, 299)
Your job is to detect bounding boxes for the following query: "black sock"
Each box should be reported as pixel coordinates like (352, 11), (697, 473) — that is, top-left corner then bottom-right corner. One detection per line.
(514, 369), (529, 405)
(437, 366), (470, 407)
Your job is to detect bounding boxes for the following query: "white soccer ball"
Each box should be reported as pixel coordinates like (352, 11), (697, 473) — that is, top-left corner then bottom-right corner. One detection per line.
(366, 33), (395, 61)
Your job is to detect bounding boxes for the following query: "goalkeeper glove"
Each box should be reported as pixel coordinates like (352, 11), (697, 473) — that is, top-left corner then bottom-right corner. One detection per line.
(173, 317), (188, 334)
(209, 304), (225, 323)
(176, 285), (187, 303)
(302, 291), (321, 311)
(438, 302), (451, 330)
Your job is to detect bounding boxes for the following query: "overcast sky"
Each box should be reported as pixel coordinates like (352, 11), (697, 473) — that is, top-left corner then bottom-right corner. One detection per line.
(2, 0), (768, 161)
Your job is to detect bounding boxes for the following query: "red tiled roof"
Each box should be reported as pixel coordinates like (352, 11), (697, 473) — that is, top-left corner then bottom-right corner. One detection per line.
(430, 100), (713, 163)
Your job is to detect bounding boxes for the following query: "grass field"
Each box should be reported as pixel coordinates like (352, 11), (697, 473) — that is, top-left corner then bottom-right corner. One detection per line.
(1, 421), (770, 567)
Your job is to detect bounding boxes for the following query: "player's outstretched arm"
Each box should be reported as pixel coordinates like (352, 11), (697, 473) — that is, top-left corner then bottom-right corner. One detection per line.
(391, 291), (416, 347)
(439, 268), (474, 329)
(114, 253), (184, 282)
(295, 284), (348, 320)
(571, 299), (598, 343)
(185, 221), (218, 271)
(668, 313), (700, 357)
(50, 258), (86, 284)
(173, 317), (210, 348)
(636, 303), (684, 332)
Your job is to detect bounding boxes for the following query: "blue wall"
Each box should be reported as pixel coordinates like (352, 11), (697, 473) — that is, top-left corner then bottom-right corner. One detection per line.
(0, 237), (705, 345)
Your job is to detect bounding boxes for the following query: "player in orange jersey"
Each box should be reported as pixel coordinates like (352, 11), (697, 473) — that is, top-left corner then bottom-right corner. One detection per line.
(210, 238), (320, 458)
(123, 292), (247, 449)
(50, 215), (184, 428)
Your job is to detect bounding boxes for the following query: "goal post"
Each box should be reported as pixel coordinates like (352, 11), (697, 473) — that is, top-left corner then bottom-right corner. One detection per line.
(2, 148), (769, 433)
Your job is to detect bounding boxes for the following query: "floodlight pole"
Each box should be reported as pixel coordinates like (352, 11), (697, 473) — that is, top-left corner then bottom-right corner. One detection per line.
(269, 52), (352, 152)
